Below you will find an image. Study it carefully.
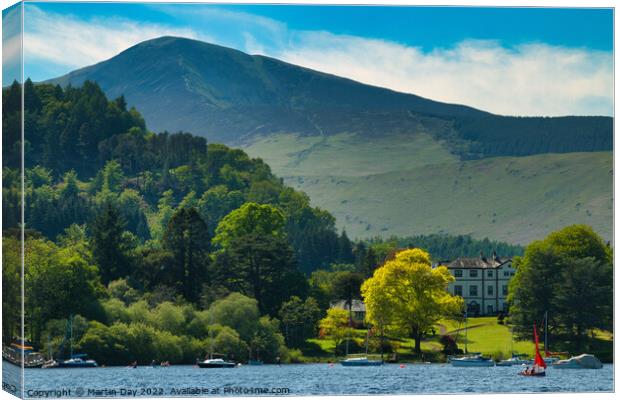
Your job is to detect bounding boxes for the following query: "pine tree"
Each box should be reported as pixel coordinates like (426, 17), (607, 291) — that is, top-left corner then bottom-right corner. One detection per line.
(90, 203), (133, 284)
(163, 207), (210, 302)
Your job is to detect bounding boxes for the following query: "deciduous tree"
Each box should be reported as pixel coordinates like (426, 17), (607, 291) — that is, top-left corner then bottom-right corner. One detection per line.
(361, 248), (462, 353)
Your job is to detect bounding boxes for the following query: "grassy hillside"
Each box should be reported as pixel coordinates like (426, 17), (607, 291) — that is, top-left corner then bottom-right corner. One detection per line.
(243, 133), (612, 244)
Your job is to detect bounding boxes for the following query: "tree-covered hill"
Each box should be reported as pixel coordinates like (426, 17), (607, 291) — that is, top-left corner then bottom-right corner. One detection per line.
(3, 79), (353, 274)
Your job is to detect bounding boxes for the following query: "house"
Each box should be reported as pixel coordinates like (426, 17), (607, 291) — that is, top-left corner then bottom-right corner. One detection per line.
(330, 299), (367, 323)
(442, 251), (515, 316)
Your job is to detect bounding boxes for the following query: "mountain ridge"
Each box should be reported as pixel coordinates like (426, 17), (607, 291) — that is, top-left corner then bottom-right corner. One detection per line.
(43, 36), (613, 244)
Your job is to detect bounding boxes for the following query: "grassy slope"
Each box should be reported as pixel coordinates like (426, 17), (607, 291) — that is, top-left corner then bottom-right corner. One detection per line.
(243, 133), (612, 244)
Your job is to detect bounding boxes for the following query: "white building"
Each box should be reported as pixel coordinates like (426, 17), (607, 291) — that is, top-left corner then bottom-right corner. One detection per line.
(442, 251), (515, 316)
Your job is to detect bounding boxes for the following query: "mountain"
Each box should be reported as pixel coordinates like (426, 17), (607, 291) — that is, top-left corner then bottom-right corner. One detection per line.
(47, 37), (611, 158)
(46, 36), (613, 243)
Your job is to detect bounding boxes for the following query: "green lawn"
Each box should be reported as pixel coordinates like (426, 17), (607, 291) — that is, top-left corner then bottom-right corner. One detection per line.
(305, 317), (614, 362)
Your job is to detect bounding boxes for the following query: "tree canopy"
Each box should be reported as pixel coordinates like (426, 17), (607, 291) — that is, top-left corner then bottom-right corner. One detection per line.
(361, 248), (463, 353)
(508, 225), (612, 349)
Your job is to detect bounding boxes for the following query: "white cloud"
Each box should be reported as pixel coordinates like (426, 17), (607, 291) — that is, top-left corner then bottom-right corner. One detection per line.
(276, 32), (613, 116)
(22, 5), (613, 116)
(23, 6), (207, 71)
(3, 5), (23, 84)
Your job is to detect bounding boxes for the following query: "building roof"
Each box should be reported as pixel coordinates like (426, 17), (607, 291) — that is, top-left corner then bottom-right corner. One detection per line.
(446, 254), (511, 269)
(330, 299), (366, 312)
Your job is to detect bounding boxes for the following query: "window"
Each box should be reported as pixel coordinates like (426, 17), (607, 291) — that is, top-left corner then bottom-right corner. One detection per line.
(502, 285), (508, 296)
(454, 269), (463, 277)
(487, 305), (494, 314)
(510, 272), (515, 276)
(487, 285), (493, 296)
(469, 269), (478, 277)
(454, 285), (463, 296)
(503, 271), (510, 277)
(487, 270), (493, 277)
(469, 285), (478, 296)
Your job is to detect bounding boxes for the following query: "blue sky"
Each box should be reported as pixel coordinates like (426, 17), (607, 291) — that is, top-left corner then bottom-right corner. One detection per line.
(9, 3), (614, 116)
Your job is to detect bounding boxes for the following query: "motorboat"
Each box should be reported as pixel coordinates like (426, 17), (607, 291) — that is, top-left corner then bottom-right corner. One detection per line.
(2, 339), (45, 368)
(56, 354), (98, 368)
(340, 357), (384, 366)
(197, 358), (237, 368)
(552, 354), (603, 369)
(450, 354), (495, 367)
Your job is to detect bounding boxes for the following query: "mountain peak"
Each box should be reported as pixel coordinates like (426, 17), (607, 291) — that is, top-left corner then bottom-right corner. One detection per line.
(45, 36), (609, 157)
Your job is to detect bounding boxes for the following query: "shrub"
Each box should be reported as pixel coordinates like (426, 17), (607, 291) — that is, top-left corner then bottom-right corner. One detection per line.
(284, 348), (304, 363)
(209, 293), (260, 342)
(491, 350), (507, 362)
(439, 334), (461, 355)
(213, 326), (248, 362)
(335, 338), (365, 356)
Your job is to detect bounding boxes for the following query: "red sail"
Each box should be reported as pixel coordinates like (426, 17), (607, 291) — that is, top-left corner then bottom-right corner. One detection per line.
(533, 323), (547, 368)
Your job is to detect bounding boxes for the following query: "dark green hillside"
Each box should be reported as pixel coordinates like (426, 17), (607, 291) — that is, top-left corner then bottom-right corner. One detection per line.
(451, 115), (613, 159)
(3, 80), (353, 274)
(47, 36), (612, 158)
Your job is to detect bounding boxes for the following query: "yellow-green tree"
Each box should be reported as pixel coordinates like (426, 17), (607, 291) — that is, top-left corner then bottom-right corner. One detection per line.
(319, 308), (352, 356)
(361, 248), (463, 354)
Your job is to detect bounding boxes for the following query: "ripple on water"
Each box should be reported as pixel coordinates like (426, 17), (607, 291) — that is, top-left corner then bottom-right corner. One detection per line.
(16, 362), (614, 397)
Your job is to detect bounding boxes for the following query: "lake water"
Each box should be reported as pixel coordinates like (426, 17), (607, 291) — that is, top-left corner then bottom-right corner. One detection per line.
(2, 361), (613, 398)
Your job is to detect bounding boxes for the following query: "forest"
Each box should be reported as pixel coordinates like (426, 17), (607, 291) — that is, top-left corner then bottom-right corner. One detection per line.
(2, 80), (529, 364)
(451, 114), (612, 159)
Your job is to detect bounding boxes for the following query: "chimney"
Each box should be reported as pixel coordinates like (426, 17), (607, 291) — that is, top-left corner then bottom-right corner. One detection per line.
(492, 250), (498, 261)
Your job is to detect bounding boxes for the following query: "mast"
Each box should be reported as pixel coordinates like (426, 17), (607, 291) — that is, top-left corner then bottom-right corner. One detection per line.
(464, 310), (468, 354)
(69, 315), (74, 359)
(544, 311), (548, 356)
(509, 326), (514, 356)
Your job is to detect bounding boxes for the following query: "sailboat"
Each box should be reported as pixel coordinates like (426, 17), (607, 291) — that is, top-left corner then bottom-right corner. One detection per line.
(497, 327), (531, 366)
(450, 311), (494, 367)
(519, 323), (546, 377)
(542, 311), (562, 364)
(340, 329), (384, 366)
(51, 316), (98, 368)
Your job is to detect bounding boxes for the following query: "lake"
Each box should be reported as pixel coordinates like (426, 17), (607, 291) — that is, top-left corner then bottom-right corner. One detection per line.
(2, 361), (613, 398)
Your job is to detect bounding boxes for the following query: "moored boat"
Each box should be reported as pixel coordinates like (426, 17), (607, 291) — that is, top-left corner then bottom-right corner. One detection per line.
(2, 339), (45, 368)
(340, 357), (384, 366)
(56, 354), (98, 368)
(552, 354), (603, 369)
(497, 355), (532, 366)
(340, 329), (384, 367)
(197, 358), (237, 368)
(450, 354), (495, 367)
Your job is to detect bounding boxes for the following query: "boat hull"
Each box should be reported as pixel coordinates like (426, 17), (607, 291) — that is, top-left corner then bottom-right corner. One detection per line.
(519, 371), (546, 377)
(56, 362), (98, 368)
(450, 359), (495, 367)
(198, 362), (236, 368)
(340, 360), (384, 366)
